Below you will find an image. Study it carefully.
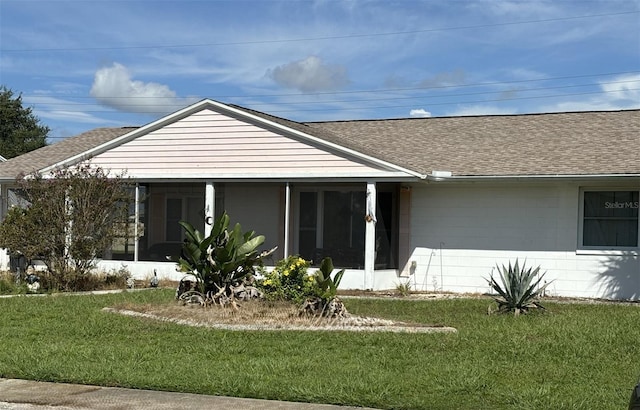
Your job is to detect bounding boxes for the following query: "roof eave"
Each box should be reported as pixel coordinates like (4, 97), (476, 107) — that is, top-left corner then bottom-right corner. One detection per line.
(424, 173), (640, 183)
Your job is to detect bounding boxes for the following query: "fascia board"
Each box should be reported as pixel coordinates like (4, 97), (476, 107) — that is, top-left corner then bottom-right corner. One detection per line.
(425, 173), (640, 183)
(113, 171), (418, 180)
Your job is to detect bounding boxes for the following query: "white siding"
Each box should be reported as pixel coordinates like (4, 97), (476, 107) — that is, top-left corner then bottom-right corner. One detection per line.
(89, 109), (396, 179)
(407, 182), (640, 300)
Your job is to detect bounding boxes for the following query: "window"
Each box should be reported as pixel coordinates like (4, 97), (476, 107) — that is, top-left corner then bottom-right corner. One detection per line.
(582, 190), (639, 248)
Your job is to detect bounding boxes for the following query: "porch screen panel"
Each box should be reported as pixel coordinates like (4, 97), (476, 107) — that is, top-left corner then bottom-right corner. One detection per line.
(108, 186), (142, 261)
(298, 192), (317, 259)
(322, 191), (365, 268)
(583, 191), (639, 247)
(166, 198), (182, 242)
(375, 191), (397, 269)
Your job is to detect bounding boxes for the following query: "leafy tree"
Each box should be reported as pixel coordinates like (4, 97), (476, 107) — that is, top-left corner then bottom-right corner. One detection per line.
(0, 86), (49, 159)
(0, 163), (133, 290)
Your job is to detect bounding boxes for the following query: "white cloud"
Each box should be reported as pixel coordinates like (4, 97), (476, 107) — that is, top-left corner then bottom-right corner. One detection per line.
(23, 95), (109, 125)
(540, 73), (640, 113)
(409, 109), (432, 118)
(600, 73), (640, 102)
(267, 56), (349, 93)
(446, 105), (518, 116)
(37, 110), (108, 124)
(90, 63), (198, 113)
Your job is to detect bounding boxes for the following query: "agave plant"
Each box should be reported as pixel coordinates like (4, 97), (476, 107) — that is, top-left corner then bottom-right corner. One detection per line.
(487, 259), (551, 315)
(176, 212), (275, 307)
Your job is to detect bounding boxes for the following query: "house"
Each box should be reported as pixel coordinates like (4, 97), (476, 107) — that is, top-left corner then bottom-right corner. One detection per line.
(0, 99), (638, 300)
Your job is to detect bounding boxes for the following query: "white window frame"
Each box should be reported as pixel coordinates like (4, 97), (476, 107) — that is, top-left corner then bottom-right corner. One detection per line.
(578, 187), (640, 253)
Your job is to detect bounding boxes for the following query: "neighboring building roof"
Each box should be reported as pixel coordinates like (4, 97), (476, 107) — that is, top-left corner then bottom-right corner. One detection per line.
(0, 127), (136, 180)
(0, 103), (638, 181)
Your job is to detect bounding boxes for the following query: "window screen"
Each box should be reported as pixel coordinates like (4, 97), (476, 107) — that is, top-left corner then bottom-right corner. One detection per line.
(583, 191), (639, 247)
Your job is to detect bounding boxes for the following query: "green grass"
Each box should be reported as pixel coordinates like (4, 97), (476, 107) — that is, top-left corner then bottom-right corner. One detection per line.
(0, 290), (638, 409)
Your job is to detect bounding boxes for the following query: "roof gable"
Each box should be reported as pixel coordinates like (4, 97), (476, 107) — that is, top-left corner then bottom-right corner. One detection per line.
(0, 100), (417, 181)
(88, 107), (410, 179)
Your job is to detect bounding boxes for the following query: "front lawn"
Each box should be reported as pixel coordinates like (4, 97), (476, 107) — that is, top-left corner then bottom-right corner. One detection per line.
(0, 290), (637, 409)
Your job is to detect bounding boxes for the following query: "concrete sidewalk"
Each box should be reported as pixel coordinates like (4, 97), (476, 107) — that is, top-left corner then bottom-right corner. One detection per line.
(0, 379), (380, 410)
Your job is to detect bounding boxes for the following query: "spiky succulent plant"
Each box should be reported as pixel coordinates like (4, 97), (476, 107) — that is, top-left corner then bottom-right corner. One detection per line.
(487, 259), (551, 315)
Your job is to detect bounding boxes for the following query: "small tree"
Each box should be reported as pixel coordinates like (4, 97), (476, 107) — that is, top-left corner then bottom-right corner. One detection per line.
(0, 163), (133, 289)
(0, 86), (48, 158)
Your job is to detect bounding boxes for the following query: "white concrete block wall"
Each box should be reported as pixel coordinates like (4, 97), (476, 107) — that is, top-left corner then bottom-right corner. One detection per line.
(407, 182), (640, 300)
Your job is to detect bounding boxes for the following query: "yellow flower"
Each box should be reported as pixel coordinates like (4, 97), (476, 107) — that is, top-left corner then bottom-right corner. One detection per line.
(283, 269), (289, 276)
(264, 279), (272, 286)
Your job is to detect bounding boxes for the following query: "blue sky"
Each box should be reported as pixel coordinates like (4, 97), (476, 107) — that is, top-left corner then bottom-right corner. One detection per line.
(1, 0), (639, 142)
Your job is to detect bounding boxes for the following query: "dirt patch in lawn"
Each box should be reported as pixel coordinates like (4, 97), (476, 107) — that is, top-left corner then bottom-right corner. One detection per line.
(103, 300), (457, 334)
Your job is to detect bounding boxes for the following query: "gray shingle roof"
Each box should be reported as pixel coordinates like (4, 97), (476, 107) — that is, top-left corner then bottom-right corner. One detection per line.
(0, 127), (137, 181)
(1, 109), (638, 181)
(308, 110), (640, 177)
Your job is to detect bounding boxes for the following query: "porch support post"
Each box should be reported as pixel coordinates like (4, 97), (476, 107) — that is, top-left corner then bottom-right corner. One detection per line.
(364, 181), (377, 290)
(284, 182), (291, 258)
(204, 181), (215, 237)
(0, 183), (5, 221)
(0, 183), (6, 271)
(133, 183), (140, 262)
(64, 191), (72, 263)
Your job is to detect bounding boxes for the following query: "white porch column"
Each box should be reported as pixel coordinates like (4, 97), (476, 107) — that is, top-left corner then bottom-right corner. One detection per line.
(0, 184), (7, 271)
(204, 181), (215, 236)
(364, 181), (377, 290)
(0, 183), (4, 221)
(284, 182), (291, 258)
(133, 183), (140, 262)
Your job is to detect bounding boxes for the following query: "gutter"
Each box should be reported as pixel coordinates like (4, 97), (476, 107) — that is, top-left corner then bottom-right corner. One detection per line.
(424, 172), (640, 183)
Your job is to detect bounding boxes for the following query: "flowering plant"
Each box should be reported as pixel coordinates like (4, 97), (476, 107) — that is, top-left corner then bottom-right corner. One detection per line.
(258, 255), (314, 303)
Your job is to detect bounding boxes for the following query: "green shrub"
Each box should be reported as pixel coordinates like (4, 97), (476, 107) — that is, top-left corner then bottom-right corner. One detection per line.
(487, 259), (551, 315)
(299, 257), (348, 318)
(310, 257), (344, 301)
(0, 272), (24, 294)
(176, 212), (275, 306)
(258, 255), (314, 303)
